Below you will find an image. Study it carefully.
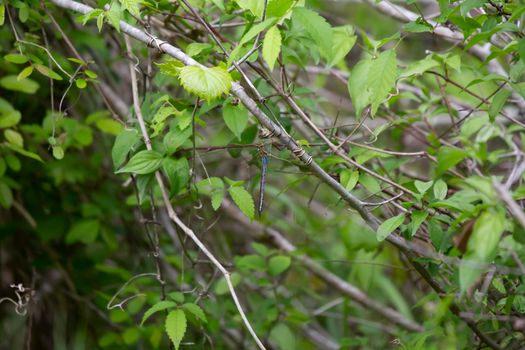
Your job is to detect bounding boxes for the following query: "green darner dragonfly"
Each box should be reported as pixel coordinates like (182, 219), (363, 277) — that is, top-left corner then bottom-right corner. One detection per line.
(257, 128), (275, 218)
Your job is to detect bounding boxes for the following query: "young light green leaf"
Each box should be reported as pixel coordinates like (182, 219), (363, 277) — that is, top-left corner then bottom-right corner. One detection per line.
(228, 186), (255, 219)
(229, 18), (277, 65)
(4, 129), (23, 147)
(178, 65), (232, 100)
(367, 49), (397, 115)
(223, 102), (249, 141)
(329, 26), (356, 67)
(119, 0), (140, 17)
(414, 180), (433, 194)
(116, 150), (164, 175)
(211, 189), (224, 211)
(106, 1), (121, 32)
(270, 323), (296, 350)
(140, 301), (177, 326)
(17, 66), (33, 81)
(165, 309), (187, 350)
(181, 303), (207, 323)
(340, 169), (359, 191)
(433, 179), (448, 200)
(235, 0), (264, 17)
(34, 64), (63, 80)
(376, 213), (405, 241)
(466, 209), (506, 261)
(292, 7), (333, 60)
(266, 0), (294, 18)
(4, 54), (28, 64)
(262, 26), (282, 71)
(348, 59), (373, 118)
(164, 127), (192, 155)
(0, 4), (5, 26)
(0, 75), (39, 94)
(52, 145), (65, 160)
(268, 255), (291, 276)
(0, 110), (21, 128)
(112, 129), (141, 169)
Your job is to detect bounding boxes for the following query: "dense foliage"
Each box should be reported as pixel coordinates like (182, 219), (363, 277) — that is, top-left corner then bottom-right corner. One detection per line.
(1, 0), (525, 349)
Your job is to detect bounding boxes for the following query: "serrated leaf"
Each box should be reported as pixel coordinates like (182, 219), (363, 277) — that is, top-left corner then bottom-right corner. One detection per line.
(228, 186), (255, 219)
(292, 7), (332, 60)
(178, 65), (232, 101)
(116, 150), (164, 175)
(329, 26), (356, 67)
(262, 26), (281, 71)
(368, 49), (397, 115)
(235, 0), (264, 17)
(165, 309), (187, 350)
(223, 102), (248, 140)
(268, 255), (291, 276)
(140, 301), (177, 326)
(112, 129), (141, 169)
(181, 303), (207, 323)
(376, 213), (405, 241)
(156, 58), (183, 77)
(34, 64), (63, 80)
(119, 0), (140, 17)
(106, 1), (121, 32)
(348, 59), (372, 118)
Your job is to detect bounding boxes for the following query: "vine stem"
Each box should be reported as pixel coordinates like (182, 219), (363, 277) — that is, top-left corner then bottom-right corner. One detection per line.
(124, 36), (266, 350)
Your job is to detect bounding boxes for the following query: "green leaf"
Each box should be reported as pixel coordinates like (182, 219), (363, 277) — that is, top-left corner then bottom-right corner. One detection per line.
(75, 79), (87, 89)
(223, 102), (249, 141)
(116, 150), (164, 175)
(269, 323), (296, 350)
(17, 66), (33, 81)
(399, 56), (439, 79)
(4, 129), (23, 147)
(34, 64), (63, 80)
(292, 7), (332, 60)
(214, 272), (241, 295)
(162, 157), (190, 195)
(488, 90), (511, 122)
(229, 18), (277, 65)
(266, 0), (294, 18)
(0, 111), (21, 128)
(228, 186), (255, 219)
(0, 75), (39, 94)
(211, 189), (224, 210)
(433, 179), (448, 200)
(414, 180), (433, 194)
(436, 147), (467, 175)
(119, 0), (140, 17)
(376, 213), (405, 241)
(268, 255), (291, 276)
(4, 54), (28, 64)
(5, 144), (43, 162)
(0, 182), (13, 209)
(178, 65), (232, 100)
(164, 127), (192, 155)
(66, 219), (100, 244)
(96, 119), (124, 135)
(52, 146), (64, 159)
(106, 1), (121, 32)
(235, 0), (264, 17)
(112, 129), (141, 169)
(0, 4), (5, 26)
(340, 169), (359, 191)
(140, 301), (177, 326)
(409, 211), (428, 237)
(262, 26), (282, 71)
(165, 309), (187, 350)
(367, 49), (398, 116)
(466, 209), (506, 261)
(347, 59), (372, 118)
(329, 26), (356, 67)
(181, 303), (207, 323)
(168, 292), (184, 303)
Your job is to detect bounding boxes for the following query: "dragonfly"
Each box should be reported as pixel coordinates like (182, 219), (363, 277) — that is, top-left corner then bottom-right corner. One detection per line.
(257, 128), (275, 218)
